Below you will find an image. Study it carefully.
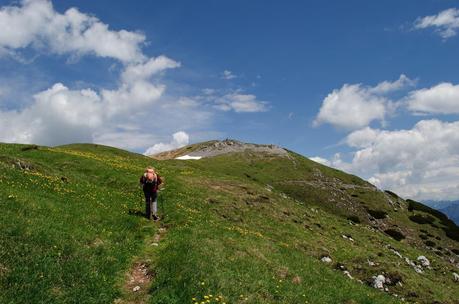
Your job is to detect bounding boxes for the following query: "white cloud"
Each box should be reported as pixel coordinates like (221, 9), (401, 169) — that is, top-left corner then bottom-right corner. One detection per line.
(314, 75), (413, 130)
(414, 8), (459, 39)
(319, 120), (459, 201)
(214, 93), (268, 113)
(93, 131), (160, 151)
(309, 156), (331, 166)
(121, 56), (181, 84)
(0, 0), (145, 62)
(0, 52), (181, 146)
(0, 83), (105, 145)
(202, 88), (216, 95)
(144, 131), (189, 155)
(406, 82), (459, 114)
(314, 84), (387, 130)
(345, 127), (382, 148)
(369, 74), (415, 94)
(221, 70), (237, 80)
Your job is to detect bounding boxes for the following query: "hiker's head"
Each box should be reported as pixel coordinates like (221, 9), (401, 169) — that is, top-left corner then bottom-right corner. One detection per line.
(145, 167), (155, 174)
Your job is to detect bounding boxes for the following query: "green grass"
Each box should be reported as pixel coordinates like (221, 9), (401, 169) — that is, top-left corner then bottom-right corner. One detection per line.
(1, 143), (458, 304)
(0, 144), (156, 303)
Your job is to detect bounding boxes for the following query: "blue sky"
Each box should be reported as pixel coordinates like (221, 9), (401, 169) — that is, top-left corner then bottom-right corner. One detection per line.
(1, 0), (459, 201)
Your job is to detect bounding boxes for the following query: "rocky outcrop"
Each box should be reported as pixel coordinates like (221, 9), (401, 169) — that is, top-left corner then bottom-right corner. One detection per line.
(186, 139), (289, 158)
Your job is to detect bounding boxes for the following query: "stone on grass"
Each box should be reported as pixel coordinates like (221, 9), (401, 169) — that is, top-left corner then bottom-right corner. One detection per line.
(343, 270), (353, 280)
(453, 272), (459, 282)
(133, 286), (140, 292)
(372, 275), (386, 289)
(417, 256), (430, 267)
(320, 256), (332, 263)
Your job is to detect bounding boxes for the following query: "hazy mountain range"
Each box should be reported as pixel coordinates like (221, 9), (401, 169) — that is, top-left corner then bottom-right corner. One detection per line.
(424, 200), (459, 225)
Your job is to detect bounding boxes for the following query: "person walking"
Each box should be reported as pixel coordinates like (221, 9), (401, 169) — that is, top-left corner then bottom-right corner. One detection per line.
(139, 167), (163, 221)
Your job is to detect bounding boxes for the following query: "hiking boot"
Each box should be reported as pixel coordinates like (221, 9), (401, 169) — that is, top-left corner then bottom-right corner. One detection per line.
(153, 215), (159, 221)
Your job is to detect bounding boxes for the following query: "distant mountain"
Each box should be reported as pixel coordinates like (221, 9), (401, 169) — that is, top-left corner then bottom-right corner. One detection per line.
(440, 204), (459, 225)
(425, 200), (459, 225)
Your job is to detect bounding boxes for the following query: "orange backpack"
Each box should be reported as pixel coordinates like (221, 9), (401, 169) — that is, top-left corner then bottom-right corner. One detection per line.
(145, 169), (156, 183)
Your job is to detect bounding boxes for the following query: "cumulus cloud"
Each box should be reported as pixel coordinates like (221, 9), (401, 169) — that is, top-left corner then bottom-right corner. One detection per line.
(144, 131), (189, 155)
(0, 53), (180, 146)
(406, 82), (459, 114)
(0, 83), (104, 145)
(314, 75), (414, 130)
(414, 8), (459, 39)
(214, 92), (268, 113)
(221, 70), (237, 80)
(314, 84), (387, 130)
(0, 0), (145, 62)
(316, 120), (459, 201)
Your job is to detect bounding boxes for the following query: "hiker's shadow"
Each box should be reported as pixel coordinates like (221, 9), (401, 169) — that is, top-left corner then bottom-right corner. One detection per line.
(128, 208), (146, 218)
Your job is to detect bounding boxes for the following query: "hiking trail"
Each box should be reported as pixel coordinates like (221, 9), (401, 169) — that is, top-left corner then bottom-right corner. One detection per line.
(117, 225), (168, 304)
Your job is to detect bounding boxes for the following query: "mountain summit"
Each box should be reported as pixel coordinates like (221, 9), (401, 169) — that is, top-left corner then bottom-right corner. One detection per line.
(150, 139), (289, 160)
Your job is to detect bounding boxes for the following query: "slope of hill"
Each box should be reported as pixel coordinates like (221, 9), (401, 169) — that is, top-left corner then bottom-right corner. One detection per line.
(1, 141), (459, 304)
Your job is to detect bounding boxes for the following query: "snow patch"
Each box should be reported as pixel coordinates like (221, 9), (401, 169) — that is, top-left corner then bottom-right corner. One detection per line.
(175, 155), (202, 160)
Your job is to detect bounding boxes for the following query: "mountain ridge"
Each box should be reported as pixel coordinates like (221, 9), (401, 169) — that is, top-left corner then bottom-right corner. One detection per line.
(149, 139), (289, 160)
(425, 200), (459, 225)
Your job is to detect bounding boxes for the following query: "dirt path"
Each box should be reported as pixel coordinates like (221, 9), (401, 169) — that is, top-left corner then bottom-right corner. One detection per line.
(115, 225), (168, 304)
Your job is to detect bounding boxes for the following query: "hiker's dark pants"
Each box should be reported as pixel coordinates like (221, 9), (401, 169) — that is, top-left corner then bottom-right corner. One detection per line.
(143, 190), (158, 219)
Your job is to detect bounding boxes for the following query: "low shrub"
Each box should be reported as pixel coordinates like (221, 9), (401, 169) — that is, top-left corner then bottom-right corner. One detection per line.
(409, 214), (435, 225)
(424, 240), (436, 247)
(367, 209), (387, 219)
(347, 215), (361, 224)
(385, 229), (405, 241)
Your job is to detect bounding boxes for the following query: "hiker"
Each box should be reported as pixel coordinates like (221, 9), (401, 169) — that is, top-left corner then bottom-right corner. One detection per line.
(139, 167), (162, 220)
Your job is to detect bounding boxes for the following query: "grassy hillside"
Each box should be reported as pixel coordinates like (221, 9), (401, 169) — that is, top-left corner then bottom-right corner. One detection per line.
(1, 143), (458, 304)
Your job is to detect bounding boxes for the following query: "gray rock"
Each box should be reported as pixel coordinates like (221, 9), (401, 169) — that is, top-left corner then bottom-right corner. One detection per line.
(373, 275), (386, 289)
(321, 256), (332, 263)
(342, 234), (354, 241)
(133, 286), (140, 292)
(417, 256), (430, 267)
(453, 272), (459, 282)
(390, 248), (403, 259)
(343, 270), (353, 279)
(404, 257), (415, 267)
